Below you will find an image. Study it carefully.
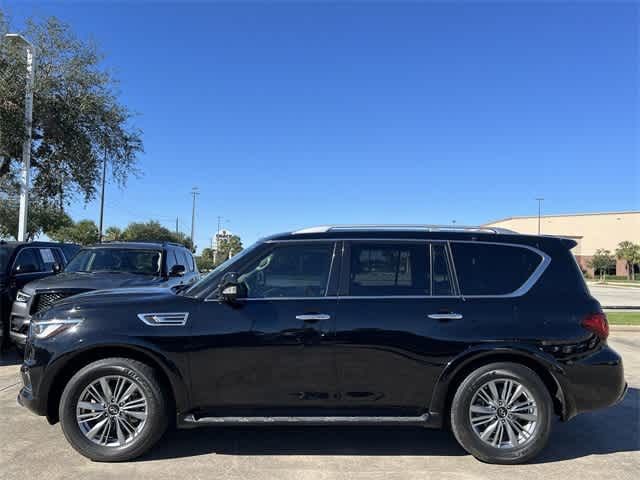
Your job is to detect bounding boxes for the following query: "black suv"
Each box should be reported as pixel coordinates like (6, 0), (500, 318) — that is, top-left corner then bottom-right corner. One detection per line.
(9, 241), (199, 349)
(18, 226), (626, 464)
(0, 241), (79, 348)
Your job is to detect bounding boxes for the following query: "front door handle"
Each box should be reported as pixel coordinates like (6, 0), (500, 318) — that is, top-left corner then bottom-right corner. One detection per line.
(428, 313), (463, 321)
(295, 314), (331, 322)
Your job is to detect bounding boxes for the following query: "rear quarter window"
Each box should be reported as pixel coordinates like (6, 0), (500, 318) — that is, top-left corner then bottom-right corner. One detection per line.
(451, 243), (543, 296)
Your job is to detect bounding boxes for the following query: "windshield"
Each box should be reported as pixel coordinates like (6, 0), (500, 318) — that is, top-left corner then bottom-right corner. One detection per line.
(65, 248), (162, 275)
(184, 241), (261, 297)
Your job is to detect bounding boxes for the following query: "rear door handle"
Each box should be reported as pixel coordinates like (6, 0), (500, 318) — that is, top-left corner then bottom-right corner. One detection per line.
(428, 313), (463, 320)
(295, 314), (331, 322)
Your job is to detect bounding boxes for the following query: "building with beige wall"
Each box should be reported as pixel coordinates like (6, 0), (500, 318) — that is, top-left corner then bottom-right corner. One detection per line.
(484, 211), (640, 277)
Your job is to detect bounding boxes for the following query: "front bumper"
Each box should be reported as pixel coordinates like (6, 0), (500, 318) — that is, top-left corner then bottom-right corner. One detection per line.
(17, 362), (47, 417)
(10, 297), (31, 348)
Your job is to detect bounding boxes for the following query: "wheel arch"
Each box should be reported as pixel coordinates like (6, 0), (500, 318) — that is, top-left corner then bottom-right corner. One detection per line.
(429, 347), (569, 427)
(45, 344), (188, 425)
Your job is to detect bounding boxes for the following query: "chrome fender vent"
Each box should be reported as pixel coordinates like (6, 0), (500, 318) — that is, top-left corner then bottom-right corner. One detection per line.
(137, 312), (189, 327)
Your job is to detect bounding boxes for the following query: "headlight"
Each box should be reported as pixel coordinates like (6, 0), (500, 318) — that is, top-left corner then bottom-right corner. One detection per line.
(15, 290), (31, 303)
(29, 318), (83, 339)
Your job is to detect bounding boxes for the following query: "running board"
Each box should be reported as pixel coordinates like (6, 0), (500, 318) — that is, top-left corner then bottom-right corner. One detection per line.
(180, 413), (430, 427)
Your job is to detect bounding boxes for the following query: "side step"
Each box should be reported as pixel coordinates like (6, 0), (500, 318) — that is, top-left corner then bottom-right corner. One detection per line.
(180, 413), (430, 427)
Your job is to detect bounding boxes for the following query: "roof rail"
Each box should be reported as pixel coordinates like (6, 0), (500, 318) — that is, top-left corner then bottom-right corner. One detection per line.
(100, 240), (185, 247)
(292, 225), (517, 235)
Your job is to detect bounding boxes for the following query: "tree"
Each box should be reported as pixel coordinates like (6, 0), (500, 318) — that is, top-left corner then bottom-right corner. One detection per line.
(49, 219), (99, 245)
(0, 12), (142, 221)
(588, 249), (616, 282)
(120, 220), (193, 250)
(103, 226), (123, 242)
(615, 241), (640, 281)
(215, 235), (243, 266)
(196, 247), (215, 271)
(0, 192), (72, 240)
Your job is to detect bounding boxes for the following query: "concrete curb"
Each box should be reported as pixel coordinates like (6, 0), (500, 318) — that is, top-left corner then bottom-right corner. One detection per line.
(610, 325), (640, 332)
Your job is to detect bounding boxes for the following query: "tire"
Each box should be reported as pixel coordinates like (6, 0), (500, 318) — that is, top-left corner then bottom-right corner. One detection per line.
(450, 362), (552, 464)
(59, 357), (168, 462)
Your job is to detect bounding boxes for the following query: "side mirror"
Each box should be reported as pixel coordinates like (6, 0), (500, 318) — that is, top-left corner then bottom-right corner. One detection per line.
(170, 264), (186, 277)
(219, 272), (247, 303)
(14, 263), (38, 275)
(52, 262), (62, 274)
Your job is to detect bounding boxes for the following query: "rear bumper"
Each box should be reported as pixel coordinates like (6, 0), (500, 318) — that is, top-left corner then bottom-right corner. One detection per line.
(560, 344), (627, 420)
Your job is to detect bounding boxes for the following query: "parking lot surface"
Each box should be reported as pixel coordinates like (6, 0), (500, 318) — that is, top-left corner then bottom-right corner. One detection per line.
(588, 284), (640, 308)
(0, 332), (638, 480)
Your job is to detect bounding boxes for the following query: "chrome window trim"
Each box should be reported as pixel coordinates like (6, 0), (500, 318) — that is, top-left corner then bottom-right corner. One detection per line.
(202, 238), (550, 301)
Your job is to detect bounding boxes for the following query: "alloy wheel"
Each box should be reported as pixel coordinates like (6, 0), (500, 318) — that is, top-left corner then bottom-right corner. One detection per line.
(468, 378), (538, 449)
(75, 375), (148, 447)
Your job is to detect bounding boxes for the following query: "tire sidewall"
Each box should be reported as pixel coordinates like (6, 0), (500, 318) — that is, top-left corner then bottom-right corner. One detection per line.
(59, 359), (166, 462)
(451, 363), (552, 464)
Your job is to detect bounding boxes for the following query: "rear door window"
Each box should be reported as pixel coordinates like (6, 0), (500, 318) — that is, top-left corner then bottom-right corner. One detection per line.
(38, 248), (57, 270)
(349, 243), (429, 296)
(451, 243), (543, 296)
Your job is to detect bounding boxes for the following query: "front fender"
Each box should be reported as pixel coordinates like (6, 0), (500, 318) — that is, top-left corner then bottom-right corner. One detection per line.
(40, 337), (191, 421)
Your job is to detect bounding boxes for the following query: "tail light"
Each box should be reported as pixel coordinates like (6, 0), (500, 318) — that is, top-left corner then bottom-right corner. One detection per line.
(582, 312), (609, 340)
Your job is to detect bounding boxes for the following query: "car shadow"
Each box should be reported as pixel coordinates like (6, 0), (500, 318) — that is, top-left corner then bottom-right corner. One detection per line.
(144, 425), (465, 460)
(0, 347), (22, 366)
(142, 387), (638, 463)
(533, 386), (639, 464)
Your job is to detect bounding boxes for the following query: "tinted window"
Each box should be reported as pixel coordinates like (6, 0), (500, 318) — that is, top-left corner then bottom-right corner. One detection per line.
(13, 248), (43, 273)
(0, 246), (14, 273)
(60, 244), (80, 262)
(179, 250), (192, 271)
(65, 248), (161, 275)
(431, 244), (454, 295)
(349, 243), (428, 296)
(38, 248), (57, 270)
(451, 243), (543, 295)
(239, 243), (334, 298)
(165, 250), (178, 271)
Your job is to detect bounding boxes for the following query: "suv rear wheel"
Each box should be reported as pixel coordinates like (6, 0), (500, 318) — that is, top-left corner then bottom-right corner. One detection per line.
(59, 357), (168, 462)
(450, 362), (552, 464)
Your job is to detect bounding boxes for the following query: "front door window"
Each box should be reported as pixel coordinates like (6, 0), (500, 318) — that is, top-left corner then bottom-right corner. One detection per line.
(239, 243), (335, 298)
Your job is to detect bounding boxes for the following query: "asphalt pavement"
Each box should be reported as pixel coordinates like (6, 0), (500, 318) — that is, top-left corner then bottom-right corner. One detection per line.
(587, 284), (639, 308)
(0, 333), (638, 480)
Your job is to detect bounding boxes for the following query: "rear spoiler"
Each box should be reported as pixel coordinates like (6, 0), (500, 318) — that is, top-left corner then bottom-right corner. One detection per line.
(543, 235), (578, 249)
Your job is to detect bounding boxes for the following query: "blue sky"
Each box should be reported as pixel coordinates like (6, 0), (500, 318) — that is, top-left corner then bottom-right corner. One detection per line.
(2, 0), (638, 250)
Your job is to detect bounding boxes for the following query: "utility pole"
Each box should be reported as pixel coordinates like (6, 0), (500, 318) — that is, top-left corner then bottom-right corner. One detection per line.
(98, 147), (107, 242)
(175, 217), (179, 236)
(5, 34), (35, 242)
(536, 197), (544, 235)
(190, 187), (199, 252)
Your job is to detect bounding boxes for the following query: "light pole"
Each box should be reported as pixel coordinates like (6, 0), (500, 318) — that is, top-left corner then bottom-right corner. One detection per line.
(535, 197), (544, 235)
(5, 34), (36, 241)
(190, 187), (199, 252)
(98, 146), (107, 242)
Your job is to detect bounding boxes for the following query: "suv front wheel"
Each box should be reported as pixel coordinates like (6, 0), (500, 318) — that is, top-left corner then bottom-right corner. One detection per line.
(59, 357), (168, 462)
(450, 362), (552, 464)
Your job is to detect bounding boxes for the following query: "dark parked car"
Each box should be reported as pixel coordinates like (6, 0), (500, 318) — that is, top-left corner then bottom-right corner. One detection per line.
(9, 241), (199, 349)
(0, 240), (79, 348)
(18, 226), (626, 464)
